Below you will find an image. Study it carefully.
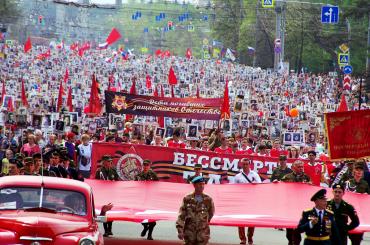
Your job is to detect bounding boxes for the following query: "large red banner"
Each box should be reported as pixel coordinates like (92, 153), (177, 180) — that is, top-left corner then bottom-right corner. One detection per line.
(325, 109), (370, 160)
(91, 143), (327, 183)
(104, 91), (222, 120)
(88, 180), (370, 232)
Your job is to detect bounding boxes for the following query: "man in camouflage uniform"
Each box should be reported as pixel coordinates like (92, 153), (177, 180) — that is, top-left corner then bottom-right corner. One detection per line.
(345, 162), (369, 245)
(270, 155), (292, 182)
(95, 155), (120, 237)
(134, 159), (159, 181)
(281, 160), (311, 183)
(327, 184), (359, 245)
(282, 160), (311, 245)
(134, 159), (159, 240)
(176, 176), (215, 245)
(95, 155), (120, 181)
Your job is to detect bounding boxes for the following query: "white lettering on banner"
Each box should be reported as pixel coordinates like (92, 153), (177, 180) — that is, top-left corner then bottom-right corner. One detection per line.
(183, 171), (194, 180)
(253, 160), (264, 172)
(227, 175), (236, 183)
(173, 152), (185, 165)
(209, 157), (222, 170)
(186, 154), (197, 167)
(208, 174), (221, 184)
(198, 155), (209, 168)
(222, 158), (239, 171)
(265, 161), (277, 174)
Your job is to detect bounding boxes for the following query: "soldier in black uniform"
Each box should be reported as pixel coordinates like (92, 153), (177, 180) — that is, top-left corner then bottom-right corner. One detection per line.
(327, 184), (359, 245)
(95, 155), (121, 237)
(187, 163), (203, 183)
(297, 189), (341, 245)
(135, 159), (159, 240)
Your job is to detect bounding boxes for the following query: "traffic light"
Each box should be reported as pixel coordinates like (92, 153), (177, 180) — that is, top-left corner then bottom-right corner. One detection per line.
(38, 15), (43, 24)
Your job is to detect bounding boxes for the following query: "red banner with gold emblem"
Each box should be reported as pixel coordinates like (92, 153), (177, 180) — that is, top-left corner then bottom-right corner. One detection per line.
(325, 109), (370, 160)
(104, 91), (222, 120)
(90, 143), (332, 183)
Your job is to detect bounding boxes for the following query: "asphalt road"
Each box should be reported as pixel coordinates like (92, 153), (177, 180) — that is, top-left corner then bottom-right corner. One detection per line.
(101, 221), (370, 244)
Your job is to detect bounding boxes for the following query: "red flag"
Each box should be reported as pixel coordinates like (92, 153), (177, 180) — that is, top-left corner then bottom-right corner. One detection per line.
(67, 86), (73, 112)
(7, 96), (14, 112)
(70, 42), (78, 51)
(163, 50), (171, 58)
(64, 68), (69, 83)
(36, 49), (50, 60)
(24, 37), (32, 53)
(153, 85), (159, 97)
(145, 55), (152, 63)
(1, 80), (5, 105)
(171, 85), (175, 98)
(130, 78), (137, 94)
(168, 66), (178, 85)
(106, 28), (122, 45)
(196, 85), (200, 98)
(156, 86), (164, 127)
(21, 79), (29, 107)
(185, 48), (192, 59)
(146, 75), (152, 89)
(337, 94), (348, 112)
(78, 42), (90, 57)
(88, 74), (102, 115)
(220, 79), (230, 120)
(155, 49), (162, 56)
(160, 85), (164, 98)
(57, 80), (64, 112)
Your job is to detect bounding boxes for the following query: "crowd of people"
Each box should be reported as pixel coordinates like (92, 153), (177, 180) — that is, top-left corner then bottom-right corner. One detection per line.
(0, 41), (370, 244)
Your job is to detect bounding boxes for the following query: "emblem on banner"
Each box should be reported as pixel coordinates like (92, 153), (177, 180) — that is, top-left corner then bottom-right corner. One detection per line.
(116, 153), (143, 180)
(112, 95), (127, 111)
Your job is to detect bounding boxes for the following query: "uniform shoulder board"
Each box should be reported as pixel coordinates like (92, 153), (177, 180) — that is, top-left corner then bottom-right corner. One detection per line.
(326, 209), (334, 214)
(304, 208), (313, 212)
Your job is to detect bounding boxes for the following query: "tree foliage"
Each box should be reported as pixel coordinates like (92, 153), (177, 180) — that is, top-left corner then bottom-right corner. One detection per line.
(211, 0), (369, 74)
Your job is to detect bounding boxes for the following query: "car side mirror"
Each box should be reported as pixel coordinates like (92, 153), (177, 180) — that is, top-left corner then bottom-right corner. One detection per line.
(95, 215), (107, 223)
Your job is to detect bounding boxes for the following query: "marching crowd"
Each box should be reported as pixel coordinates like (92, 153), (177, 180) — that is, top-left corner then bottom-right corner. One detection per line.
(0, 42), (370, 244)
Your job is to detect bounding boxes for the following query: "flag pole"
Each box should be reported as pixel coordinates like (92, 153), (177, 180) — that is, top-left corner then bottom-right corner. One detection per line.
(358, 76), (362, 110)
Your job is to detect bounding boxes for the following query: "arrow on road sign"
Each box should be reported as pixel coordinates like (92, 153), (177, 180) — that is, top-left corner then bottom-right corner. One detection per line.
(343, 65), (352, 74)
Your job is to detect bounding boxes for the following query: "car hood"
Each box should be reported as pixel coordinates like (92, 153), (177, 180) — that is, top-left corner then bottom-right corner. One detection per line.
(0, 211), (92, 237)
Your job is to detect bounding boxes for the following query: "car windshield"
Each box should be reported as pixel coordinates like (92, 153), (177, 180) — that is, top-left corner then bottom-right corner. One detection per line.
(0, 187), (87, 216)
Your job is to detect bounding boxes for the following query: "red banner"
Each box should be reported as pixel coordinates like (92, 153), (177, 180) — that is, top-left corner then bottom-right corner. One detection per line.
(325, 109), (370, 160)
(91, 143), (326, 183)
(88, 180), (370, 232)
(104, 91), (222, 120)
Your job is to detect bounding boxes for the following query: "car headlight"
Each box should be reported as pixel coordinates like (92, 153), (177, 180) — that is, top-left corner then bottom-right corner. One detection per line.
(79, 238), (95, 245)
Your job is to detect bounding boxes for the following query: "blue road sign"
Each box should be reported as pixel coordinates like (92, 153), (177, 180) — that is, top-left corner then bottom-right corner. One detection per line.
(343, 65), (353, 74)
(338, 53), (349, 65)
(321, 6), (339, 24)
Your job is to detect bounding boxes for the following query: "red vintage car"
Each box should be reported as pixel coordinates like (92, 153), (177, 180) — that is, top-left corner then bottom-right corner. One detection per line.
(0, 175), (105, 245)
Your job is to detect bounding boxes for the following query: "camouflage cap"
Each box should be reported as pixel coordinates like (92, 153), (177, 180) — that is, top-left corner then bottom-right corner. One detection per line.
(279, 155), (287, 160)
(101, 155), (113, 162)
(143, 159), (151, 166)
(23, 157), (34, 165)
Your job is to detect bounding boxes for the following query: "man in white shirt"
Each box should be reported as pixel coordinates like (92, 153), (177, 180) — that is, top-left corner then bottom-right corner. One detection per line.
(234, 158), (261, 245)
